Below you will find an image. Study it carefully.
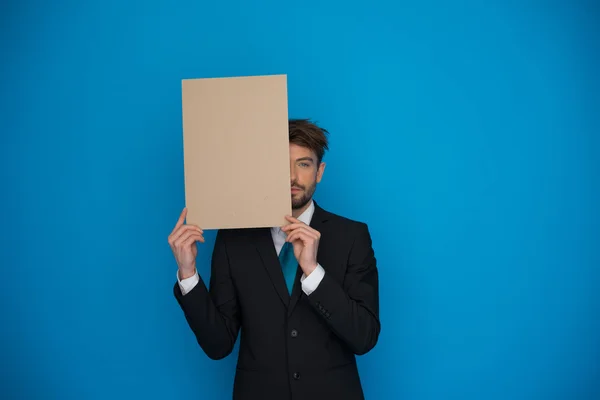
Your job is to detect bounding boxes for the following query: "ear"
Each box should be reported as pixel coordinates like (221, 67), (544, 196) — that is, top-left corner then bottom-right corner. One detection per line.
(316, 162), (326, 183)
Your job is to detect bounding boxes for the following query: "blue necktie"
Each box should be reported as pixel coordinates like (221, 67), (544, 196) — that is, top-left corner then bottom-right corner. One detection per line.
(278, 241), (297, 294)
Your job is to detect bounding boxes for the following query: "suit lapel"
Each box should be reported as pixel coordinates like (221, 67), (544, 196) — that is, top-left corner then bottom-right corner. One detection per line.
(254, 227), (290, 308)
(288, 201), (329, 317)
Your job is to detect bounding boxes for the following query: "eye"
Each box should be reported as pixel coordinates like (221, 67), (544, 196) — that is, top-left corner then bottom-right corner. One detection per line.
(299, 162), (310, 167)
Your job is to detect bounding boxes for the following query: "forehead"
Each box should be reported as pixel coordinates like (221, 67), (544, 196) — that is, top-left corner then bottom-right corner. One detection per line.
(289, 143), (316, 160)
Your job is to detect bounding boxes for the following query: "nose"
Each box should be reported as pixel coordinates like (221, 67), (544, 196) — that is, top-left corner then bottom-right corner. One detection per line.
(289, 163), (298, 182)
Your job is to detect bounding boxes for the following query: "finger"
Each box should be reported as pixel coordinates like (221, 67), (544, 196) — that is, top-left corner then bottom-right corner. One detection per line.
(281, 222), (310, 232)
(173, 224), (204, 236)
(284, 225), (318, 239)
(287, 232), (314, 246)
(175, 207), (188, 229)
(174, 229), (205, 248)
(183, 233), (205, 248)
(170, 224), (203, 245)
(286, 232), (300, 243)
(284, 215), (303, 224)
(287, 231), (316, 245)
(182, 234), (205, 249)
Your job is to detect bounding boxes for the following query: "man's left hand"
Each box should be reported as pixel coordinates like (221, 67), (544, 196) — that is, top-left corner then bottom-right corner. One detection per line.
(281, 215), (321, 276)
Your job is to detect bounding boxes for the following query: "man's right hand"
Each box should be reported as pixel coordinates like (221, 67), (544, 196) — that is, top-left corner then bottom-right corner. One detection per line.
(168, 207), (204, 280)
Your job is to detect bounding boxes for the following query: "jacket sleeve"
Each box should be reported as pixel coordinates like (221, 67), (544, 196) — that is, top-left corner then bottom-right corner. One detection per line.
(173, 229), (240, 360)
(306, 222), (380, 355)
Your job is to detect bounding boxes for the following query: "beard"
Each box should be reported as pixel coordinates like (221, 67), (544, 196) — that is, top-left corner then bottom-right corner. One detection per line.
(291, 179), (317, 210)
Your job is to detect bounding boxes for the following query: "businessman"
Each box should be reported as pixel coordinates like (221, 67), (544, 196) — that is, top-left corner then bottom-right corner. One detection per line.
(168, 119), (380, 400)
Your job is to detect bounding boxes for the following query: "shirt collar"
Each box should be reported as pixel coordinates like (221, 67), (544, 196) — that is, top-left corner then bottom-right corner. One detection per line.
(273, 199), (315, 236)
(297, 199), (315, 225)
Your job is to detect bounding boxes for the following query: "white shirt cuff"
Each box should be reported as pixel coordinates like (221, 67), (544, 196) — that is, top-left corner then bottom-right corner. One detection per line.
(178, 270), (199, 296)
(300, 264), (325, 295)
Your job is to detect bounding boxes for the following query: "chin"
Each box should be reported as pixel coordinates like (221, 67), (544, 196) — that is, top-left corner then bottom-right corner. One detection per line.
(292, 197), (310, 210)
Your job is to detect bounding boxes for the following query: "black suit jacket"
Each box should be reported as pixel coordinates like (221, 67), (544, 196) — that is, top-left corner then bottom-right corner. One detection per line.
(174, 202), (380, 400)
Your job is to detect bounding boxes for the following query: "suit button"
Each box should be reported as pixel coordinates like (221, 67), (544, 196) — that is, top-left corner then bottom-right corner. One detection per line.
(291, 329), (298, 338)
(293, 372), (300, 380)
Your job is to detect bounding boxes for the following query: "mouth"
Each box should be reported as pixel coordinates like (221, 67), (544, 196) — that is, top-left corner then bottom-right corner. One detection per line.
(291, 187), (302, 193)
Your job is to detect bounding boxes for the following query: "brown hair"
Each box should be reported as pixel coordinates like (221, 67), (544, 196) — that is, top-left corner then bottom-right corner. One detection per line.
(288, 119), (329, 164)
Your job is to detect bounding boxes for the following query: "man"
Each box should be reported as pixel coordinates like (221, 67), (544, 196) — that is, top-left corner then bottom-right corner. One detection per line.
(168, 119), (380, 400)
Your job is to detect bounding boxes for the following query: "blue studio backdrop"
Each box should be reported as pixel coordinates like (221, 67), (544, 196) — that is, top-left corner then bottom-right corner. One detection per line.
(1, 1), (598, 399)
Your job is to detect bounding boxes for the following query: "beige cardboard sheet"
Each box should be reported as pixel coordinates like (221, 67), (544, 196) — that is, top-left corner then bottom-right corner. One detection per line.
(181, 74), (291, 230)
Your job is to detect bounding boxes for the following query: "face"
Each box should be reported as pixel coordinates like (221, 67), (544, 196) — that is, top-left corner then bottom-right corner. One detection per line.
(289, 143), (326, 210)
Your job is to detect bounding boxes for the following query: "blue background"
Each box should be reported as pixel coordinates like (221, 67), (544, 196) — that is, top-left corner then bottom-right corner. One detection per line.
(1, 1), (598, 399)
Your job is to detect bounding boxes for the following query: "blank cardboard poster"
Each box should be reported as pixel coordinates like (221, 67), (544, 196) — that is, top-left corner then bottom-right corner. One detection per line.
(181, 74), (291, 230)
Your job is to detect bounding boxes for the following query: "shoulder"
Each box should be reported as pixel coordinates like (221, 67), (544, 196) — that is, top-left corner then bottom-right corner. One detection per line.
(317, 206), (375, 257)
(317, 204), (370, 237)
(325, 210), (366, 228)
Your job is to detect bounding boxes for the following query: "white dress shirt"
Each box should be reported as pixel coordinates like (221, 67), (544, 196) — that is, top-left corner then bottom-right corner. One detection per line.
(177, 200), (325, 296)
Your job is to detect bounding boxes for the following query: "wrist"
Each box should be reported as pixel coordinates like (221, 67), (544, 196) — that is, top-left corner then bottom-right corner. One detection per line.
(302, 262), (318, 276)
(179, 268), (196, 280)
